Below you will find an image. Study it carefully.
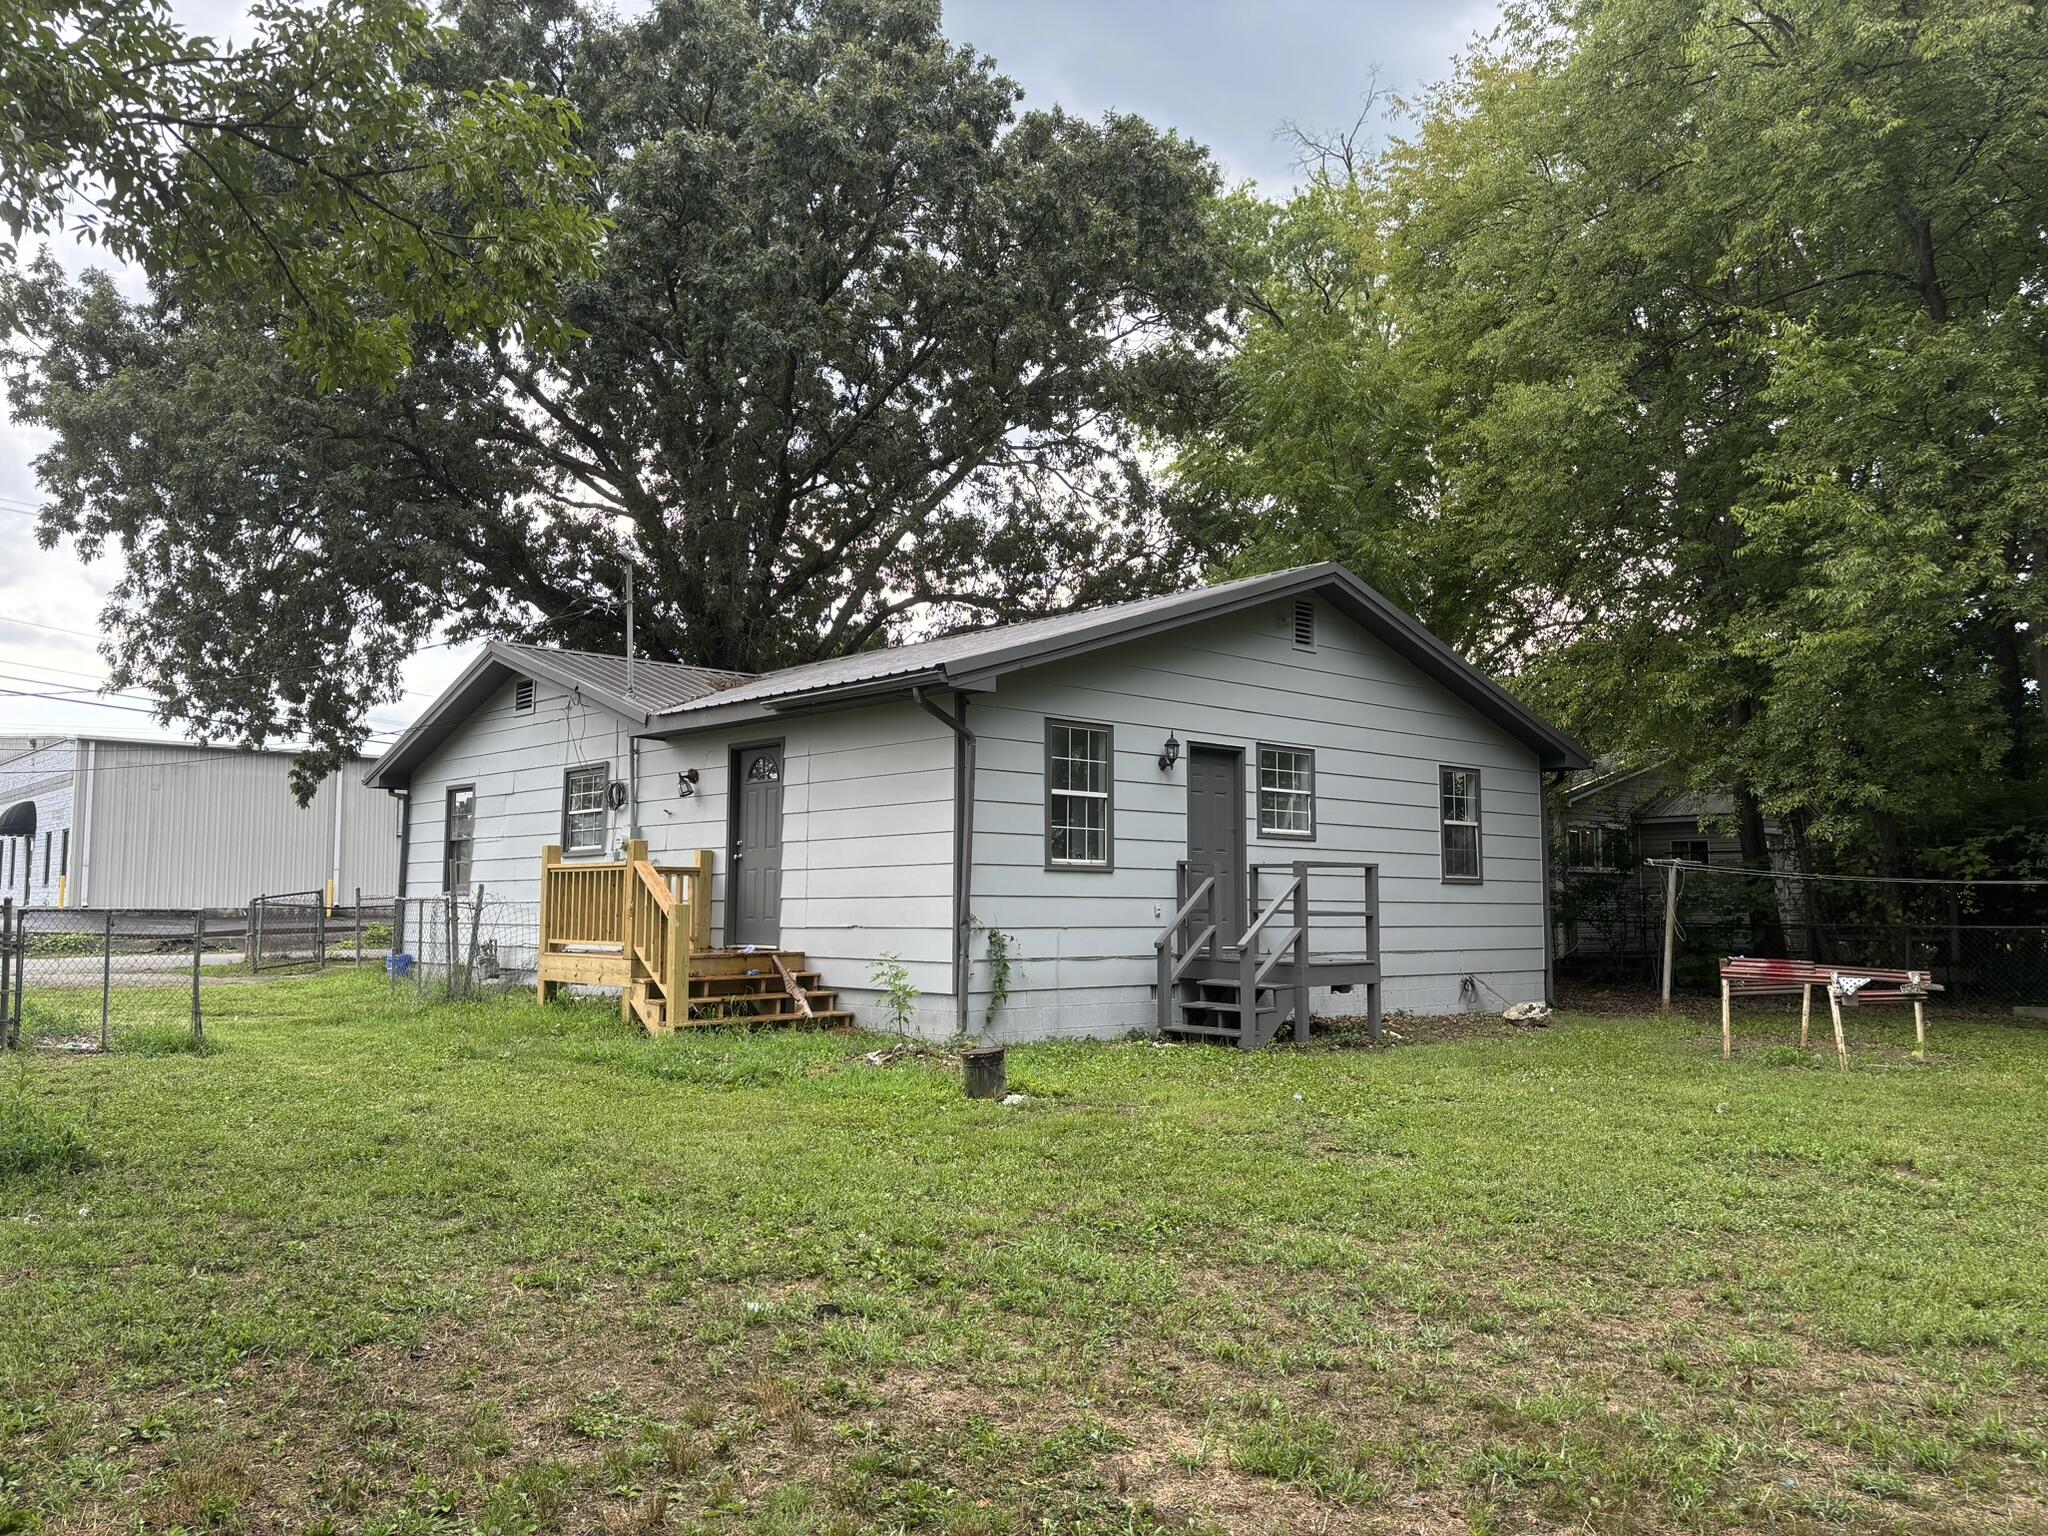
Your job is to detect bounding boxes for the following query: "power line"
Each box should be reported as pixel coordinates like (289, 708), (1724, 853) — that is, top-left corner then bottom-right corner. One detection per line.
(0, 615), (102, 641)
(0, 667), (403, 731)
(0, 737), (390, 783)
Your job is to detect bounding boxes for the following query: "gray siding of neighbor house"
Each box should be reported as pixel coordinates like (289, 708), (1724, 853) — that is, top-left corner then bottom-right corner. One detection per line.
(0, 740), (81, 907)
(401, 676), (957, 1031)
(78, 740), (396, 907)
(962, 595), (1548, 1039)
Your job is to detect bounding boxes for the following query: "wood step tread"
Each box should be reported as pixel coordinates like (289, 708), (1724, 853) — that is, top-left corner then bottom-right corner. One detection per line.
(686, 988), (837, 1008)
(684, 1009), (855, 1027)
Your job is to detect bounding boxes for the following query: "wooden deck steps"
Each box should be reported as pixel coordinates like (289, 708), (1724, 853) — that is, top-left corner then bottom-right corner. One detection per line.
(678, 951), (854, 1029)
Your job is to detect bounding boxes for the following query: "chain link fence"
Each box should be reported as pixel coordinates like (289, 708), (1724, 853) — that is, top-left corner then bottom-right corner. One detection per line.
(390, 891), (541, 1002)
(249, 889), (396, 972)
(1556, 862), (2048, 1008)
(0, 892), (400, 1052)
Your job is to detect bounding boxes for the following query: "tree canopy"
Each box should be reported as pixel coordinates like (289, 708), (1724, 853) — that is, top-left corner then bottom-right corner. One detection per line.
(5, 0), (1226, 794)
(2, 0), (602, 382)
(1177, 0), (2048, 872)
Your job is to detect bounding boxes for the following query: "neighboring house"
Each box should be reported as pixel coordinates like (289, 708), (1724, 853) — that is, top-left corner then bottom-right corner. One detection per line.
(0, 734), (398, 909)
(1553, 760), (1803, 966)
(368, 563), (1589, 1041)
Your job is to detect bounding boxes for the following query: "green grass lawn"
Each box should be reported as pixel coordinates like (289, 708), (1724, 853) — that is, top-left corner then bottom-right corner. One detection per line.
(2, 977), (2045, 1535)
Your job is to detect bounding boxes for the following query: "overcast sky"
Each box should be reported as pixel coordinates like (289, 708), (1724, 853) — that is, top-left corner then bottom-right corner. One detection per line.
(0, 0), (1499, 749)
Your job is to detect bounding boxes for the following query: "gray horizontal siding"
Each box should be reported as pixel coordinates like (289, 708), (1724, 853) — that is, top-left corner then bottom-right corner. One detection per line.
(965, 594), (1548, 1039)
(402, 681), (956, 1022)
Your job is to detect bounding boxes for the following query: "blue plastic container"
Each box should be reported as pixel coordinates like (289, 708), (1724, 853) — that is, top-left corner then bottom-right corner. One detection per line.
(386, 953), (415, 977)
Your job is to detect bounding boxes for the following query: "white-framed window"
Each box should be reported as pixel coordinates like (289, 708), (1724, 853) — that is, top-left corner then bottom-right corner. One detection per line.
(1257, 744), (1315, 839)
(1046, 720), (1113, 869)
(444, 785), (476, 891)
(1668, 838), (1709, 865)
(562, 764), (610, 854)
(1440, 766), (1482, 882)
(1565, 824), (1625, 869)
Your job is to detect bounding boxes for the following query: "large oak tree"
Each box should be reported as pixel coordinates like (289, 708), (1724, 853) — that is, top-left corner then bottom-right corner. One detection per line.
(3, 0), (601, 382)
(6, 0), (1227, 793)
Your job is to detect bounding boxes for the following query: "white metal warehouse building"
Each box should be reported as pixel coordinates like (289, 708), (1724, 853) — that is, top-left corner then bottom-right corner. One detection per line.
(0, 733), (398, 909)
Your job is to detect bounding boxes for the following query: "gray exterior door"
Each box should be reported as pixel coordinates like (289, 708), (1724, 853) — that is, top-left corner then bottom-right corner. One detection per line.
(728, 743), (784, 947)
(1185, 744), (1245, 946)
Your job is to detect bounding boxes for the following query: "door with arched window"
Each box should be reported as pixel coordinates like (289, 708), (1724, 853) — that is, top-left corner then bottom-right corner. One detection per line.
(727, 742), (784, 947)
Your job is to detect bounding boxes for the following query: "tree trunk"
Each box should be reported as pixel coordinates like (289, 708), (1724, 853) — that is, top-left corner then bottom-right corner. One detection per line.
(1731, 780), (1788, 954)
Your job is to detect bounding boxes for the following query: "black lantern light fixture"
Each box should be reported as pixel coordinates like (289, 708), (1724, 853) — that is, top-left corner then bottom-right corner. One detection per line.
(677, 767), (700, 798)
(1158, 731), (1181, 771)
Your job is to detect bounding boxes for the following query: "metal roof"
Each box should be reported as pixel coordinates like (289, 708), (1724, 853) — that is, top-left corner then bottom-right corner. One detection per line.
(368, 564), (1592, 788)
(648, 562), (1589, 770)
(365, 641), (751, 789)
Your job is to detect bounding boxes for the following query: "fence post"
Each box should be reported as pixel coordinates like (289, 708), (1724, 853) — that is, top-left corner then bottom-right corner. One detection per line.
(248, 897), (260, 973)
(415, 899), (427, 1000)
(1, 897), (12, 1051)
(6, 899), (20, 1051)
(100, 907), (113, 1051)
(354, 887), (363, 968)
(315, 895), (327, 974)
(192, 910), (204, 1048)
(465, 886), (485, 997)
(445, 890), (458, 1001)
(1659, 861), (1679, 1013)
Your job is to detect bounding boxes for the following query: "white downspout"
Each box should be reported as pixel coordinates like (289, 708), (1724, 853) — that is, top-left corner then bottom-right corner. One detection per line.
(329, 768), (346, 911)
(76, 740), (95, 907)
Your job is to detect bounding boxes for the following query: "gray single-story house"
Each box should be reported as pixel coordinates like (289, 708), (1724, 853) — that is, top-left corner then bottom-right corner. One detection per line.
(367, 563), (1589, 1043)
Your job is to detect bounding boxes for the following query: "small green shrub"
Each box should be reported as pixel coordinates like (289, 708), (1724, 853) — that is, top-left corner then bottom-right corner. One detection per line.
(27, 932), (98, 958)
(361, 922), (393, 947)
(0, 1093), (96, 1180)
(1759, 1045), (1816, 1069)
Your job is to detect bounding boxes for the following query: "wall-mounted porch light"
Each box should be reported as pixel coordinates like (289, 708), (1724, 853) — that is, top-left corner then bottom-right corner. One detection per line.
(678, 767), (699, 797)
(1158, 731), (1181, 771)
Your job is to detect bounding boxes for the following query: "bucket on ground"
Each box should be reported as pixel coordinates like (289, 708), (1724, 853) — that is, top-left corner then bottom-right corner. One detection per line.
(963, 1044), (1006, 1100)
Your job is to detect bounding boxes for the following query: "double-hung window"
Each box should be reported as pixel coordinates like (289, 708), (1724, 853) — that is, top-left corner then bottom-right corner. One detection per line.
(444, 785), (476, 891)
(563, 764), (610, 855)
(1046, 721), (1112, 869)
(1257, 744), (1315, 839)
(1440, 766), (1482, 882)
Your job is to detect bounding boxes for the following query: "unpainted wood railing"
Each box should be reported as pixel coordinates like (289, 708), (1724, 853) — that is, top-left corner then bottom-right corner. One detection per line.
(539, 841), (713, 1031)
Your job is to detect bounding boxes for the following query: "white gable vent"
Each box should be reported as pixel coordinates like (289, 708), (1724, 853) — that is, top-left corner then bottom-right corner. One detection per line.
(1291, 597), (1316, 651)
(513, 677), (536, 713)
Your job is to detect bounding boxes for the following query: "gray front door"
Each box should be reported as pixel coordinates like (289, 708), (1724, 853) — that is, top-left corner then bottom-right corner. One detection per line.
(728, 743), (783, 947)
(1185, 744), (1245, 946)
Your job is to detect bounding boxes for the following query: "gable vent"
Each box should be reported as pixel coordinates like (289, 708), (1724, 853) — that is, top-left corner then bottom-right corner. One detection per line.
(513, 677), (536, 713)
(1291, 598), (1316, 651)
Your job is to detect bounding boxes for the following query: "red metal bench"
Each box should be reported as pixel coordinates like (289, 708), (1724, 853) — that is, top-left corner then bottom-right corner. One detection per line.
(1719, 956), (1940, 1067)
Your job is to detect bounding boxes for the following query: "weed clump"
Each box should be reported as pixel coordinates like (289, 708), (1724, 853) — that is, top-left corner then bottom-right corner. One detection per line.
(0, 1093), (96, 1180)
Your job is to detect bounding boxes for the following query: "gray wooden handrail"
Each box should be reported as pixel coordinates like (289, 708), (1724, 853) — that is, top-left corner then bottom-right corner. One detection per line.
(1252, 926), (1305, 987)
(1153, 873), (1218, 951)
(1156, 870), (1218, 1032)
(1240, 875), (1303, 948)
